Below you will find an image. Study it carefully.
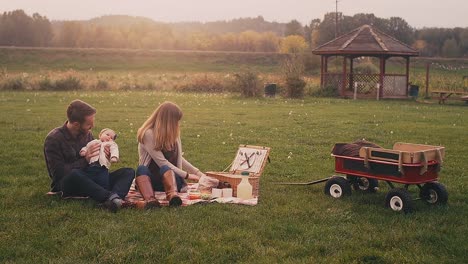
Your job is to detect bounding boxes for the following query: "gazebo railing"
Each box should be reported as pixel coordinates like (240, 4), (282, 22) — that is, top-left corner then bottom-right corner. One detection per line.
(323, 73), (407, 98)
(383, 74), (407, 97)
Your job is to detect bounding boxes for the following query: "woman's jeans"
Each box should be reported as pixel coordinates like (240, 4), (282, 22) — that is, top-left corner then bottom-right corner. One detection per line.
(136, 165), (185, 192)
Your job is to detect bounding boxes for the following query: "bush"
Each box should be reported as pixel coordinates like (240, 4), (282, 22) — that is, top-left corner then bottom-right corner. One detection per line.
(1, 76), (29, 90)
(120, 82), (135, 91)
(285, 76), (306, 98)
(141, 81), (159, 90)
(38, 77), (54, 90)
(311, 84), (339, 97)
(282, 55), (306, 98)
(178, 75), (226, 93)
(95, 79), (109, 90)
(233, 70), (261, 97)
(54, 76), (82, 90)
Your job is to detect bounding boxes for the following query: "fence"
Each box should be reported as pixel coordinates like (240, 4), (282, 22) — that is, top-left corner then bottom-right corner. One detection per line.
(323, 73), (407, 98)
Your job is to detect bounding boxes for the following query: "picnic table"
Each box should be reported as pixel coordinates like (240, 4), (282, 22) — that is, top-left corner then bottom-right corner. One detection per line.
(431, 90), (468, 104)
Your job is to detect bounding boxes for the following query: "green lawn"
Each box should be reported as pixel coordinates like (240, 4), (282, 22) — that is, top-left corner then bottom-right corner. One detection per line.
(0, 91), (467, 263)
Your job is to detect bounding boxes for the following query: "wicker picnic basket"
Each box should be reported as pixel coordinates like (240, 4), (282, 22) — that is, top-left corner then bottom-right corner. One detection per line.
(205, 145), (270, 197)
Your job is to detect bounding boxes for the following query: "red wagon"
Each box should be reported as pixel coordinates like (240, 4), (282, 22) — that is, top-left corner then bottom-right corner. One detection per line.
(324, 142), (448, 213)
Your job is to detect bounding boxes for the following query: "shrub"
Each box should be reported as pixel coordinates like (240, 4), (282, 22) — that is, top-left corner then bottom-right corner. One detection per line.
(38, 77), (55, 90)
(178, 75), (226, 93)
(54, 76), (82, 90)
(0, 67), (8, 80)
(95, 79), (109, 90)
(120, 82), (135, 91)
(233, 70), (261, 97)
(311, 84), (339, 97)
(282, 54), (306, 98)
(1, 77), (29, 90)
(141, 81), (159, 90)
(285, 76), (306, 98)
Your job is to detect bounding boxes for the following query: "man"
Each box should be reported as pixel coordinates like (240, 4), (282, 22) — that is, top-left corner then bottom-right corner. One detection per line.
(44, 99), (134, 212)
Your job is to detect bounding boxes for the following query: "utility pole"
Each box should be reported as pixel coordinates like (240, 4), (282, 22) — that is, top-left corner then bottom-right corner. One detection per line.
(335, 0), (339, 38)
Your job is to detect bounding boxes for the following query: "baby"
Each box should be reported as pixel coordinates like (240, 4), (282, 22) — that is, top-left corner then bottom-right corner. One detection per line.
(79, 128), (119, 189)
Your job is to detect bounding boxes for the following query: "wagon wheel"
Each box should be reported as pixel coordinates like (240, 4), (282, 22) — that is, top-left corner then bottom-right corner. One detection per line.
(385, 188), (413, 214)
(324, 177), (352, 198)
(347, 175), (379, 193)
(419, 182), (448, 205)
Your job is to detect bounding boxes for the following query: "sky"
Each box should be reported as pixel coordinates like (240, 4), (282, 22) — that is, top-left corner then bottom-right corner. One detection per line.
(1, 0), (467, 28)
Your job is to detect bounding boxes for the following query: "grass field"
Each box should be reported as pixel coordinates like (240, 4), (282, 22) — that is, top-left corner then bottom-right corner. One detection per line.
(0, 91), (467, 263)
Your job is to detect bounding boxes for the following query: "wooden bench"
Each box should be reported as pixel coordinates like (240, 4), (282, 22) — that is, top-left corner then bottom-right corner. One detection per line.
(431, 90), (468, 104)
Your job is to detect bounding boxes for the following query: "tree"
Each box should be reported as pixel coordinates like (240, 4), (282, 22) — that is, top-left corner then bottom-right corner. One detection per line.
(32, 13), (53, 46)
(257, 32), (279, 52)
(285, 19), (303, 37)
(238, 30), (260, 52)
(459, 28), (468, 56)
(412, 39), (427, 53)
(386, 17), (414, 44)
(316, 13), (339, 45)
(58, 21), (83, 47)
(442, 38), (461, 58)
(0, 10), (34, 46)
(280, 35), (308, 53)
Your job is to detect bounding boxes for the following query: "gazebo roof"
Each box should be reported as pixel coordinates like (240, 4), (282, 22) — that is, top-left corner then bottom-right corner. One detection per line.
(312, 24), (419, 56)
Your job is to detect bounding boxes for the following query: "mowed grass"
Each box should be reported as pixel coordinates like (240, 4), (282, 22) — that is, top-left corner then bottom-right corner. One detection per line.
(0, 91), (467, 263)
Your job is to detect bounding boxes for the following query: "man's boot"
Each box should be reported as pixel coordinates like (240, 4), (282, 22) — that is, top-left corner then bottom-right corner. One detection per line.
(162, 170), (182, 207)
(103, 193), (123, 213)
(135, 175), (160, 209)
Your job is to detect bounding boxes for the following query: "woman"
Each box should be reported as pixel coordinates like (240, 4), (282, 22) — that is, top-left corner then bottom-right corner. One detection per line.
(135, 101), (222, 207)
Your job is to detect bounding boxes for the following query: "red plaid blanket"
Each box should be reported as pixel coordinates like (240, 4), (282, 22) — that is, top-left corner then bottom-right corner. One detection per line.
(47, 184), (258, 207)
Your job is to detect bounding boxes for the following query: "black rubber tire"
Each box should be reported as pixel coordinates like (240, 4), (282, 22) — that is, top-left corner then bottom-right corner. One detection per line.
(324, 176), (352, 198)
(385, 188), (413, 214)
(350, 176), (379, 193)
(419, 182), (448, 205)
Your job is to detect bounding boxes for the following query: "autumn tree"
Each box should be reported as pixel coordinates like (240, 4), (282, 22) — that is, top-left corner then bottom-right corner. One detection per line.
(57, 21), (84, 47)
(280, 35), (308, 53)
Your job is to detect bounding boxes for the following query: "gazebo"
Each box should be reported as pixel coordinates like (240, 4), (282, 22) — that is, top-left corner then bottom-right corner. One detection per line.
(312, 25), (419, 99)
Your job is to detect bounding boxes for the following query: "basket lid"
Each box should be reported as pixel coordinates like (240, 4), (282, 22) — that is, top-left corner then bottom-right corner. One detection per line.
(229, 145), (270, 176)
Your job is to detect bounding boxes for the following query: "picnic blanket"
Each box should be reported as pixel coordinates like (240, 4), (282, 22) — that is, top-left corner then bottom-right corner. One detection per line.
(46, 183), (258, 207)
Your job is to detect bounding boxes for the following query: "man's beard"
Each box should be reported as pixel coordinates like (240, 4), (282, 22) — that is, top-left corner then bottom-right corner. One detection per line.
(78, 126), (88, 136)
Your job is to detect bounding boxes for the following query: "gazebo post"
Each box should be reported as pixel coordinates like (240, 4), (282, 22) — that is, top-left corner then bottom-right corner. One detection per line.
(405, 56), (410, 97)
(379, 56), (385, 99)
(342, 56), (347, 97)
(324, 55), (329, 88)
(320, 56), (324, 88)
(349, 57), (354, 91)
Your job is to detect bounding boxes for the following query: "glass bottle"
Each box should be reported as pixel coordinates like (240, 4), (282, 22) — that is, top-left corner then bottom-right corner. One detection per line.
(237, 174), (253, 199)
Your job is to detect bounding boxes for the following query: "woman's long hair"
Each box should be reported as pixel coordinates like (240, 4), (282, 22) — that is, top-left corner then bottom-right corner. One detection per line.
(137, 101), (183, 151)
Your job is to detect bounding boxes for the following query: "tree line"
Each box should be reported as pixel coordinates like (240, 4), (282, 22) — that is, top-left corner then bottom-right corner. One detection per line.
(0, 9), (467, 57)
